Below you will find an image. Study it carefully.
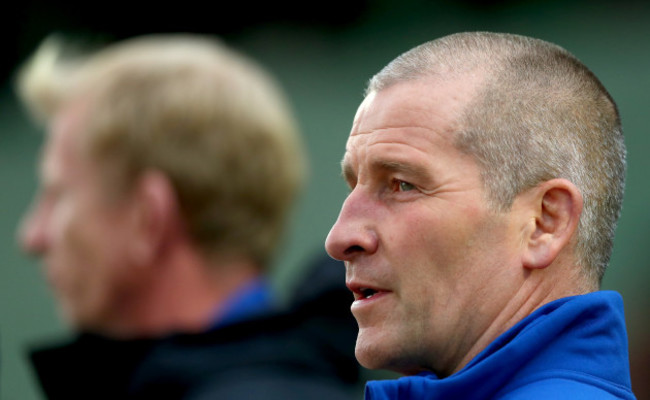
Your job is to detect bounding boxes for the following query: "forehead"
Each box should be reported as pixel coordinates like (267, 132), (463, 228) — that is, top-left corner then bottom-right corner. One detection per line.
(343, 77), (478, 173)
(41, 99), (96, 180)
(43, 109), (77, 164)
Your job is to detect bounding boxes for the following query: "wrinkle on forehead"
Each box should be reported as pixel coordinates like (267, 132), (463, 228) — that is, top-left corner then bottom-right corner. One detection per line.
(349, 124), (438, 138)
(340, 132), (460, 192)
(343, 124), (457, 177)
(352, 74), (483, 138)
(341, 75), (483, 187)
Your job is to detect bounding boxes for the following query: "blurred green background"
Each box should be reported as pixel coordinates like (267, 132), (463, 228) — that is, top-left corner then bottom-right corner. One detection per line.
(1, 0), (648, 398)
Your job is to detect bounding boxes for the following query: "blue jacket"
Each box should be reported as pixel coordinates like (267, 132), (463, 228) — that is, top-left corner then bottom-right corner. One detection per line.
(365, 291), (636, 399)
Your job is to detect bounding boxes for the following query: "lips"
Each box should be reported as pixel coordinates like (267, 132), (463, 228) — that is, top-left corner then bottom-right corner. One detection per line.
(347, 282), (389, 302)
(359, 287), (378, 299)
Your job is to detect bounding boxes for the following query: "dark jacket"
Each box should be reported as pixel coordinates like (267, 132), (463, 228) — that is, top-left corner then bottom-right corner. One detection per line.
(29, 255), (362, 399)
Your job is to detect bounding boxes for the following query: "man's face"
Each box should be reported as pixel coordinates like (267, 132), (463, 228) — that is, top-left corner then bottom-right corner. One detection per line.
(19, 101), (139, 333)
(325, 79), (527, 376)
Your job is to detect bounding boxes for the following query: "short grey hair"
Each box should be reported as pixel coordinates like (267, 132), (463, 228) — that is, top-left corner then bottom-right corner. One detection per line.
(367, 32), (625, 286)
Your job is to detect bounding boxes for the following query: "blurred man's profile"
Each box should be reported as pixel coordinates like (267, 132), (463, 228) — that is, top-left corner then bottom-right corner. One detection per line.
(17, 33), (360, 399)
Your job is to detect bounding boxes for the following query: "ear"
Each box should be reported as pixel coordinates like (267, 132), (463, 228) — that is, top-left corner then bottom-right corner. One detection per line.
(126, 170), (181, 267)
(522, 179), (583, 270)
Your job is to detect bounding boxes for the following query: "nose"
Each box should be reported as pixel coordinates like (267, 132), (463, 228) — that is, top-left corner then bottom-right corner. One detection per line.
(325, 189), (378, 261)
(18, 199), (49, 257)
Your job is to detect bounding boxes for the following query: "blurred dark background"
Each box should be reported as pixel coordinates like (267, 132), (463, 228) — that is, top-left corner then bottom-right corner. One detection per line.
(1, 0), (649, 398)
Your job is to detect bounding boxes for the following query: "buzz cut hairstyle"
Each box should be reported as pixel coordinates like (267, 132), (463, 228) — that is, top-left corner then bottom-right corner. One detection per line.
(367, 32), (625, 287)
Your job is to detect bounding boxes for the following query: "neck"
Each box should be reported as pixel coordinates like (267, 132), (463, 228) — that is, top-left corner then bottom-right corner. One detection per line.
(448, 259), (589, 376)
(98, 244), (262, 339)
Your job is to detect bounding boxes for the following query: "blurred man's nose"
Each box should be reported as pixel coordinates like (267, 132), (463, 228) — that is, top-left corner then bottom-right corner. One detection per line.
(325, 189), (378, 261)
(18, 202), (48, 257)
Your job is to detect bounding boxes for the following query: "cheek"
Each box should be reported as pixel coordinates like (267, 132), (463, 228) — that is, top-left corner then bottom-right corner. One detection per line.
(392, 208), (495, 308)
(389, 211), (467, 273)
(59, 199), (98, 265)
(57, 202), (117, 303)
(61, 220), (98, 298)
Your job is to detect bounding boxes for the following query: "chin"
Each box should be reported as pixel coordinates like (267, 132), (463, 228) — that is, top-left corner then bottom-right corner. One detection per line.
(355, 331), (427, 375)
(355, 334), (399, 371)
(60, 303), (106, 335)
(61, 310), (91, 333)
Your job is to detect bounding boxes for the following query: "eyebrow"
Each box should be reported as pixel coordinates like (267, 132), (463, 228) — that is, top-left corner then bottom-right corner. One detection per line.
(341, 159), (356, 187)
(373, 160), (428, 177)
(341, 157), (430, 187)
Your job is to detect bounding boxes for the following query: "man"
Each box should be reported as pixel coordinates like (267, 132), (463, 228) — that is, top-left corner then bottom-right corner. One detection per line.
(17, 33), (359, 399)
(325, 32), (636, 399)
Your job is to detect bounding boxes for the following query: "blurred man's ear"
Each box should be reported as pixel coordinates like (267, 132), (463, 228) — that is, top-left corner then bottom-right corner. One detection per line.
(521, 179), (583, 270)
(127, 170), (182, 267)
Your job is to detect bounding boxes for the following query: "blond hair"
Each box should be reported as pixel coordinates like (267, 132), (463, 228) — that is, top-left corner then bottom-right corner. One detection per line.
(17, 33), (307, 267)
(367, 32), (625, 286)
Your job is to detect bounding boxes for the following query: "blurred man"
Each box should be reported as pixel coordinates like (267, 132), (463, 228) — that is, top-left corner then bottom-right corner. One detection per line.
(17, 33), (359, 399)
(325, 32), (636, 399)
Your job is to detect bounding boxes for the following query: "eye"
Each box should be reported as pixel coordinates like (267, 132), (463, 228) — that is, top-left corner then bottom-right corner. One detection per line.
(396, 180), (416, 192)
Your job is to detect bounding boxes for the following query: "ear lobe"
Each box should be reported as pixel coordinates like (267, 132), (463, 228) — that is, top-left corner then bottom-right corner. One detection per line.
(128, 170), (181, 267)
(522, 179), (583, 270)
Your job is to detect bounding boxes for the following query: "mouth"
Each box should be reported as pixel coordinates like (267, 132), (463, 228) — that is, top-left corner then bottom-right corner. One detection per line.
(358, 287), (379, 300)
(43, 263), (62, 290)
(347, 282), (387, 302)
